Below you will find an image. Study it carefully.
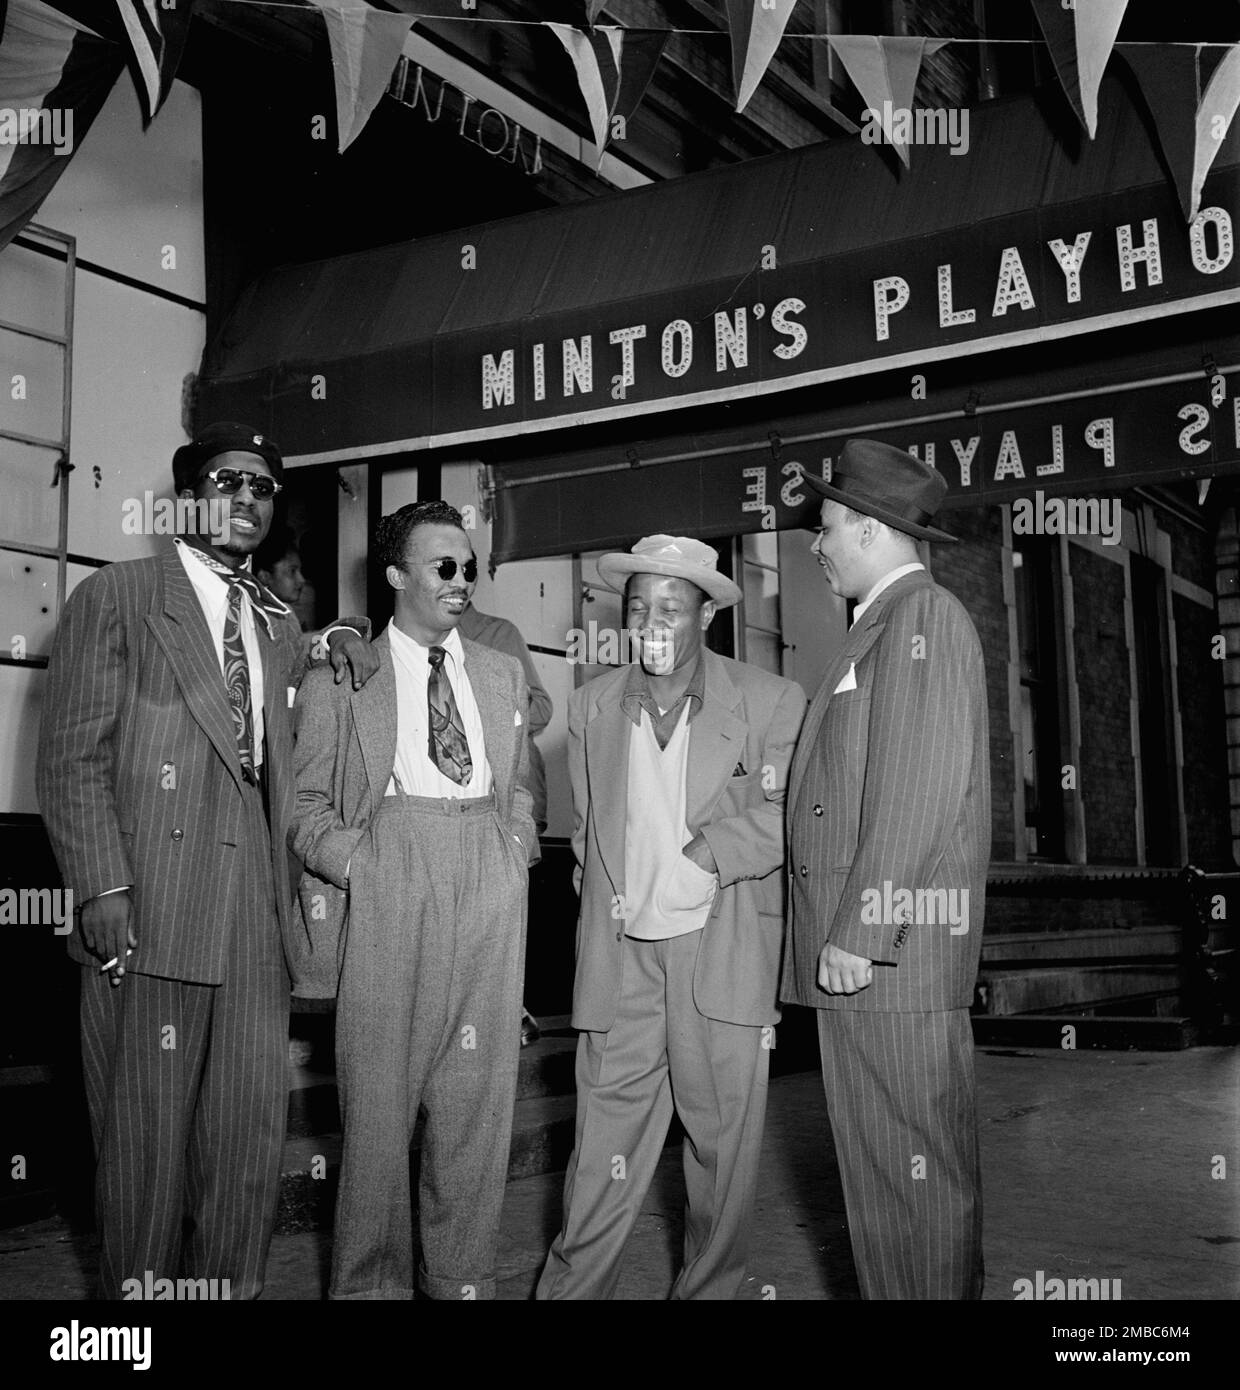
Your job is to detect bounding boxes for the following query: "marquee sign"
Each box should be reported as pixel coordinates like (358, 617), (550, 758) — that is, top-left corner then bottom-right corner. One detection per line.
(454, 184), (1239, 451)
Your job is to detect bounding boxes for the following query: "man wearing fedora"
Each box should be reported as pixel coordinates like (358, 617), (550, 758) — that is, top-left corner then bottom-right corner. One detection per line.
(781, 439), (991, 1300)
(537, 536), (806, 1300)
(37, 422), (376, 1298)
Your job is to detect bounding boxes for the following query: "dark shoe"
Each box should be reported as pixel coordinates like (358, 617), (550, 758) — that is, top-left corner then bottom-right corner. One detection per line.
(520, 1007), (541, 1046)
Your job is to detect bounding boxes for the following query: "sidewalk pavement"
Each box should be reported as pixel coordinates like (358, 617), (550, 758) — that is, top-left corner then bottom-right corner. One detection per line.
(2, 1045), (1236, 1301)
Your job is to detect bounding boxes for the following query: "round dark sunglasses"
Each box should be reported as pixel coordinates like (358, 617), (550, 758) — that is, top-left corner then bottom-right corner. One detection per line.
(432, 558), (478, 582)
(205, 467), (283, 500)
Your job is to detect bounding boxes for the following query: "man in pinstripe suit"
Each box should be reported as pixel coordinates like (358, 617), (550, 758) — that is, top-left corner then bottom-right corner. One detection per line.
(782, 439), (990, 1300)
(36, 422), (375, 1300)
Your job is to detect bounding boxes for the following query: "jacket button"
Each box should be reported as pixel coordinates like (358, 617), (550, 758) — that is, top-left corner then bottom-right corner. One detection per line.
(615, 931), (622, 942)
(813, 804), (823, 816)
(170, 828), (184, 841)
(799, 865), (808, 877)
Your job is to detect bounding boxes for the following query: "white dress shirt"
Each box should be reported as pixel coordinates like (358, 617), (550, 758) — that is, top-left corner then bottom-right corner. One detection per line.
(175, 538), (265, 768)
(852, 562), (925, 626)
(386, 621), (492, 797)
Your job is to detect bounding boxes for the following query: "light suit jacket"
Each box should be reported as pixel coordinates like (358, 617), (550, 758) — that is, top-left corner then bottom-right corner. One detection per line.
(35, 548), (346, 984)
(780, 570), (991, 1013)
(287, 628), (537, 998)
(569, 649), (806, 1031)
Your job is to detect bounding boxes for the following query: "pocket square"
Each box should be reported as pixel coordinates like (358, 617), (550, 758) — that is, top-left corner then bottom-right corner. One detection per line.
(514, 710), (523, 726)
(287, 685), (297, 708)
(833, 663), (857, 695)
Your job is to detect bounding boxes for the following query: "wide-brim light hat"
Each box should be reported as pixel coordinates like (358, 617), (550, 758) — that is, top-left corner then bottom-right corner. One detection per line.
(802, 438), (957, 543)
(598, 534), (742, 608)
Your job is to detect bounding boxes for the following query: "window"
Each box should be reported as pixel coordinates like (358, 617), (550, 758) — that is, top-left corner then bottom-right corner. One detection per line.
(738, 532), (784, 676)
(1130, 554), (1179, 865)
(1012, 537), (1066, 859)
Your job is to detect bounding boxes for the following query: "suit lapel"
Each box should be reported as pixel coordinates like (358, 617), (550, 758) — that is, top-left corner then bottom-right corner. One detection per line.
(686, 652), (747, 831)
(349, 630), (397, 804)
(788, 572), (931, 809)
(585, 674), (632, 895)
(144, 548), (245, 795)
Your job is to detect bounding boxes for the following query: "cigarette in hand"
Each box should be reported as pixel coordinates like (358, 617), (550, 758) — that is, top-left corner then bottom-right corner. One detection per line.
(99, 948), (133, 972)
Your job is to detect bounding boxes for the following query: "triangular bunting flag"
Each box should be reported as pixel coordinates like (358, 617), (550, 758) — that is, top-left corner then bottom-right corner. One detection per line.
(1075, 0), (1128, 137)
(1191, 43), (1240, 221)
(549, 24), (667, 169)
(1029, 0), (1087, 132)
(827, 35), (946, 167)
(114, 0), (196, 125)
(724, 0), (798, 115)
(0, 0), (125, 250)
(1122, 44), (1202, 219)
(310, 0), (416, 154)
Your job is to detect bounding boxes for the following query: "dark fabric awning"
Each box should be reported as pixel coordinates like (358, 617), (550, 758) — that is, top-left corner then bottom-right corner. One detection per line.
(198, 73), (1240, 469)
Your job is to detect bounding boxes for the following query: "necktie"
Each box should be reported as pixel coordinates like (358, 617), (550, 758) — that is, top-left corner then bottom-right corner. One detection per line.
(427, 645), (473, 786)
(222, 583), (256, 784)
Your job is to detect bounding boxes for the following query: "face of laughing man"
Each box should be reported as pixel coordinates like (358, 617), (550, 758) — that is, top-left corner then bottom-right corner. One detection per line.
(388, 522), (477, 647)
(810, 498), (871, 602)
(625, 573), (715, 679)
(180, 449), (275, 572)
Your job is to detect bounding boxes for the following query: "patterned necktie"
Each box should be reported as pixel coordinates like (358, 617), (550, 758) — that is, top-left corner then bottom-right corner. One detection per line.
(222, 583), (256, 784)
(427, 645), (473, 786)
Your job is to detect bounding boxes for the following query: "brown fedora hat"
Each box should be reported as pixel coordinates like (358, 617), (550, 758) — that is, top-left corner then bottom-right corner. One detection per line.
(802, 438), (957, 544)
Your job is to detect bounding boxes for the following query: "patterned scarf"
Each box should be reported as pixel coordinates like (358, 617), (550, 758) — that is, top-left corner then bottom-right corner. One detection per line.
(181, 541), (293, 639)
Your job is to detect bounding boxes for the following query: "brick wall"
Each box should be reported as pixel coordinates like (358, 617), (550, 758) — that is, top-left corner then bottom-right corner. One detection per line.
(933, 505), (1017, 860)
(1070, 545), (1137, 863)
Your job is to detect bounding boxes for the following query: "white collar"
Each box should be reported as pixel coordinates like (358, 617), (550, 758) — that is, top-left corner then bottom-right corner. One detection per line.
(387, 620), (465, 668)
(852, 562), (925, 625)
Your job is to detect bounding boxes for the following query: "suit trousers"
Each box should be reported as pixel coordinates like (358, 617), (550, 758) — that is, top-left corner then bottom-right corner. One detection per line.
(330, 792), (526, 1301)
(818, 1008), (984, 1300)
(537, 930), (770, 1300)
(80, 780), (287, 1300)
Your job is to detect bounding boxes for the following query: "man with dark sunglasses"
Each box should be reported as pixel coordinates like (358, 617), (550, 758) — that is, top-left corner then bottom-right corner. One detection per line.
(36, 421), (377, 1299)
(289, 499), (538, 1300)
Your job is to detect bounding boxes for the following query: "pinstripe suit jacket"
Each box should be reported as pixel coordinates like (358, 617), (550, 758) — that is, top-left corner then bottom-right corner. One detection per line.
(569, 650), (806, 1031)
(35, 548), (318, 985)
(286, 628), (538, 999)
(780, 571), (990, 1013)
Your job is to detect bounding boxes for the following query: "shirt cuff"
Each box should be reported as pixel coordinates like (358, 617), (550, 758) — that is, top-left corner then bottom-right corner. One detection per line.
(320, 625), (363, 645)
(89, 886), (132, 903)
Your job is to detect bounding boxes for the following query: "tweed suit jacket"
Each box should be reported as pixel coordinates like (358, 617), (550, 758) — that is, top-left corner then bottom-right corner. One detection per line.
(287, 628), (538, 999)
(569, 649), (806, 1032)
(35, 548), (329, 985)
(780, 570), (990, 1013)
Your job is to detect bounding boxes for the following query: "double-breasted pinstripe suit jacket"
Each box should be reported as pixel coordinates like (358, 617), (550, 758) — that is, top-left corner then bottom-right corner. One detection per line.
(780, 570), (991, 1013)
(36, 548), (337, 984)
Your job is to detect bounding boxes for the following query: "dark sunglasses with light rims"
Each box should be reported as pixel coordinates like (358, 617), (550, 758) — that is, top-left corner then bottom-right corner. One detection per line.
(431, 557), (478, 583)
(204, 467), (283, 500)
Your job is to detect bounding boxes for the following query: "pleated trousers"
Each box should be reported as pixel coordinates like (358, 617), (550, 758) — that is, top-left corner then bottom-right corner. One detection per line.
(330, 792), (526, 1301)
(80, 778), (287, 1300)
(818, 1008), (983, 1300)
(537, 930), (770, 1301)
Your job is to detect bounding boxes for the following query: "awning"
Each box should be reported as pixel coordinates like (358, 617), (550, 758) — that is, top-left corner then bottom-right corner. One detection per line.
(197, 72), (1240, 467)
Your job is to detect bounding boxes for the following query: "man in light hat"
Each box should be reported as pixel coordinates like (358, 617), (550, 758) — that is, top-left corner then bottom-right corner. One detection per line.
(537, 536), (806, 1300)
(37, 421), (376, 1298)
(781, 438), (991, 1300)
